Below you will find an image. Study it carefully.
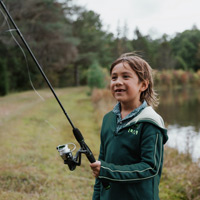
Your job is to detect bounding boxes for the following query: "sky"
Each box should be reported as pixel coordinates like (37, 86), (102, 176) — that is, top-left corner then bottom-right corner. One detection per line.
(75, 0), (200, 39)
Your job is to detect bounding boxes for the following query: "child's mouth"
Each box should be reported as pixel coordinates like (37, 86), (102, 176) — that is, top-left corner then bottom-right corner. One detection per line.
(115, 89), (126, 92)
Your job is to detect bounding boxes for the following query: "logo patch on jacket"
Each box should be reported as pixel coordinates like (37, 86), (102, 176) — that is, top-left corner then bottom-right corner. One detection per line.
(128, 128), (138, 135)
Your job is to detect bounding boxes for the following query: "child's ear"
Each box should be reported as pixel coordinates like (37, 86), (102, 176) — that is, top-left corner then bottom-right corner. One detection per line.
(140, 80), (149, 92)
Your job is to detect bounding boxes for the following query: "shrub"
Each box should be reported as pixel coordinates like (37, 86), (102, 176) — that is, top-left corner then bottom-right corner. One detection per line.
(154, 70), (200, 88)
(87, 61), (108, 90)
(160, 71), (172, 87)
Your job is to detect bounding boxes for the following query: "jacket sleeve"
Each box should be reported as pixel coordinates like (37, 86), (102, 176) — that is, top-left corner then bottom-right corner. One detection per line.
(92, 137), (104, 200)
(98, 124), (164, 183)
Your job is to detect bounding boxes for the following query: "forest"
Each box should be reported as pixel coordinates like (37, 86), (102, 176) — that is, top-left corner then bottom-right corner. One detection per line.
(0, 0), (200, 95)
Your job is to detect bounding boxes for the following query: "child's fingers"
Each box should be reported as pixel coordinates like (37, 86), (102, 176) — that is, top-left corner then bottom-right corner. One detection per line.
(90, 161), (101, 178)
(90, 161), (101, 169)
(92, 170), (99, 178)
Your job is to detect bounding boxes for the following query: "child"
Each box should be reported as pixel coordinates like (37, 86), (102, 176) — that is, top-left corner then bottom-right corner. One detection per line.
(90, 53), (168, 200)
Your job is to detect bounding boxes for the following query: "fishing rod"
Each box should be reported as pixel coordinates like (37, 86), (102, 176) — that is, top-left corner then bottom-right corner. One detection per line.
(0, 0), (110, 190)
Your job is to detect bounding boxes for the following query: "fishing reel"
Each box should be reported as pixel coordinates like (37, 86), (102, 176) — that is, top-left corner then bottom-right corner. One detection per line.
(56, 128), (111, 190)
(56, 143), (88, 171)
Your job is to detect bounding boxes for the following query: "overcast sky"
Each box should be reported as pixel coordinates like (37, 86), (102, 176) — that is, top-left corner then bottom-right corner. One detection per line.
(75, 0), (200, 39)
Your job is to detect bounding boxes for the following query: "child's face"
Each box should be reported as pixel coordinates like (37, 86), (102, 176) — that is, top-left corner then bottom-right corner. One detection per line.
(110, 62), (147, 108)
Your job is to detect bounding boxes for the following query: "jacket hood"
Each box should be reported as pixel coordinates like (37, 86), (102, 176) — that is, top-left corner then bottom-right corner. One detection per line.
(126, 106), (168, 144)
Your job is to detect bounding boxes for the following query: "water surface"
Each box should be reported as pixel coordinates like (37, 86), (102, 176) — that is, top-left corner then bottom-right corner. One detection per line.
(157, 87), (200, 161)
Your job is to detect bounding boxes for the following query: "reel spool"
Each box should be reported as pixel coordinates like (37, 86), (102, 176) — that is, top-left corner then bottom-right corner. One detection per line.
(56, 143), (87, 171)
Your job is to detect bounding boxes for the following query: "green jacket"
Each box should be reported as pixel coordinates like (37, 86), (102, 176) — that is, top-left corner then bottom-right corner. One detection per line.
(93, 106), (168, 200)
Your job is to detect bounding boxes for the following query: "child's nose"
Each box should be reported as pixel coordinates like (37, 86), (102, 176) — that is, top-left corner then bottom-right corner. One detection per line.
(116, 77), (123, 85)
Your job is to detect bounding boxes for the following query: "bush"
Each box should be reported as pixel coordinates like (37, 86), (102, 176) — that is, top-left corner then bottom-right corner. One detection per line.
(87, 61), (108, 90)
(154, 70), (200, 88)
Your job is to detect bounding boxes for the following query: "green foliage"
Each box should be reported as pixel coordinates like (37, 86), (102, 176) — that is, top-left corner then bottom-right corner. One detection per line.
(0, 58), (9, 95)
(1, 0), (200, 95)
(171, 28), (200, 71)
(72, 9), (116, 85)
(0, 0), (78, 92)
(154, 35), (176, 70)
(132, 28), (153, 62)
(175, 56), (188, 70)
(87, 61), (107, 90)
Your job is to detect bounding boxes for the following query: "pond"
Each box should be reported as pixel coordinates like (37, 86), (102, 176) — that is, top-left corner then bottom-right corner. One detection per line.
(157, 87), (200, 162)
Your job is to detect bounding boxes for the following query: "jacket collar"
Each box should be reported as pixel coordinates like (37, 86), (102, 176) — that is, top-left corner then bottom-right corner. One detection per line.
(125, 106), (166, 129)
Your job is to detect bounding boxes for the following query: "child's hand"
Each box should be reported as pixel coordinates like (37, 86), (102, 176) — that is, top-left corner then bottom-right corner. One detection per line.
(90, 161), (101, 178)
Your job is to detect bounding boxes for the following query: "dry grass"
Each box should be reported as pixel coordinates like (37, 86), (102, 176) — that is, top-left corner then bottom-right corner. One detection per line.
(91, 88), (116, 128)
(161, 147), (200, 200)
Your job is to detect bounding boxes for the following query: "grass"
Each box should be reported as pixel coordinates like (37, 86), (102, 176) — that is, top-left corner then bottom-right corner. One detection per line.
(1, 87), (200, 200)
(0, 87), (99, 200)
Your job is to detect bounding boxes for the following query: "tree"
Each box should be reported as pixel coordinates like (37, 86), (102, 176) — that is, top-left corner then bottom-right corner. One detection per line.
(196, 44), (200, 70)
(0, 0), (78, 89)
(72, 9), (114, 85)
(155, 34), (176, 70)
(171, 28), (200, 71)
(0, 58), (9, 96)
(131, 28), (154, 65)
(112, 22), (133, 56)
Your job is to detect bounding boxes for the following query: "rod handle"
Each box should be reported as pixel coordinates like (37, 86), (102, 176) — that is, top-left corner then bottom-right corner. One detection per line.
(73, 128), (84, 143)
(73, 128), (110, 190)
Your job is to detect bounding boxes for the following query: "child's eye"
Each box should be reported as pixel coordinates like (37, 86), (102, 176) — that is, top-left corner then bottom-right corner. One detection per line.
(123, 75), (130, 79)
(111, 76), (117, 80)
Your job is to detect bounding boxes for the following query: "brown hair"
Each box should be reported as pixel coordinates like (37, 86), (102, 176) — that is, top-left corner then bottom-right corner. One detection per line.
(110, 52), (159, 107)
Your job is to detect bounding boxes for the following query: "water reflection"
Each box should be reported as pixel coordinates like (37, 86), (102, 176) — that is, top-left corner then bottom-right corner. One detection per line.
(167, 125), (200, 162)
(157, 87), (200, 161)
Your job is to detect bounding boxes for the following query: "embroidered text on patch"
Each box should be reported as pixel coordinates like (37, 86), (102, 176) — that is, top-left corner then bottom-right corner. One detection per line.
(128, 128), (138, 135)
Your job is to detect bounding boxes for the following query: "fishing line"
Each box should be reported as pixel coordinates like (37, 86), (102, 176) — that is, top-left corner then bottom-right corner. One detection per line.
(44, 120), (58, 132)
(0, 12), (6, 27)
(0, 7), (45, 102)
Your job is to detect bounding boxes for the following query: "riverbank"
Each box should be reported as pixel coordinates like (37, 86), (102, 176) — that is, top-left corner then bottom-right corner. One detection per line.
(154, 70), (200, 89)
(161, 146), (200, 199)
